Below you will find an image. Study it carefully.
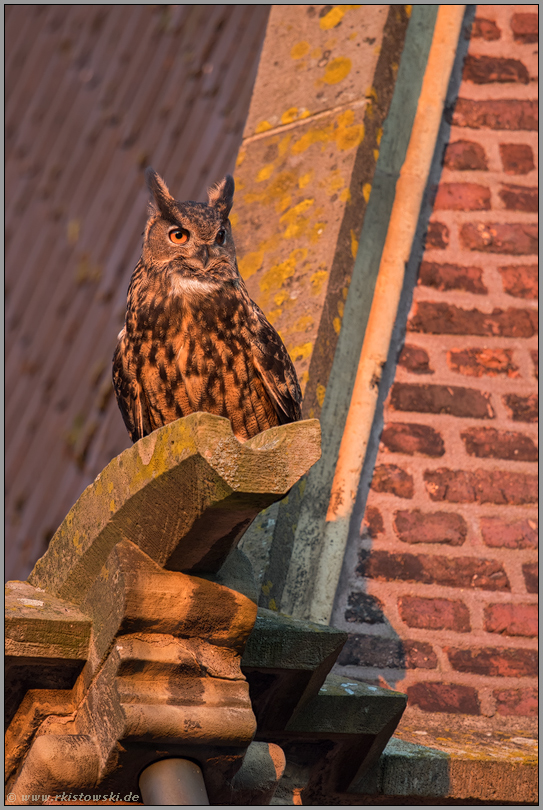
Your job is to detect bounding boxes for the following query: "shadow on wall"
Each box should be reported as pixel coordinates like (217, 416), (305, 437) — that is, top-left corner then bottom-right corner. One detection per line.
(329, 6), (476, 695)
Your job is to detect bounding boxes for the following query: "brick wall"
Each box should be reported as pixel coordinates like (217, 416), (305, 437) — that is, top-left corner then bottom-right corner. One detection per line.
(333, 5), (538, 720)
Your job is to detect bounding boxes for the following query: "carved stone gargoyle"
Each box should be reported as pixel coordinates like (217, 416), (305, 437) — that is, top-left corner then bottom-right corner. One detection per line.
(5, 413), (321, 805)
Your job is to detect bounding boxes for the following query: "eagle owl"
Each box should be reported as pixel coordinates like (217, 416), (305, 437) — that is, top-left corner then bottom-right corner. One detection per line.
(113, 169), (302, 443)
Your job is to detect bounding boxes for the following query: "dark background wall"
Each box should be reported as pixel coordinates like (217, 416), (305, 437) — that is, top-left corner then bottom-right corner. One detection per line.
(5, 4), (269, 581)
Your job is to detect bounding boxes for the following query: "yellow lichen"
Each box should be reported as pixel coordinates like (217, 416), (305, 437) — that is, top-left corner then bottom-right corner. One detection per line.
(340, 187), (351, 203)
(230, 211), (239, 228)
(267, 308), (282, 324)
(322, 56), (352, 85)
(235, 149), (246, 168)
(276, 194), (292, 214)
(336, 109), (364, 151)
(299, 170), (314, 189)
(350, 229), (359, 259)
(319, 5), (361, 30)
(310, 222), (327, 242)
(278, 134), (293, 157)
(274, 290), (290, 306)
(260, 248), (308, 296)
(280, 199), (314, 239)
(337, 300), (345, 317)
(363, 183), (372, 203)
(281, 107), (300, 125)
(405, 5), (412, 17)
(238, 250), (264, 280)
(333, 317), (342, 334)
(327, 171), (345, 195)
(291, 40), (310, 59)
(310, 269), (328, 296)
(257, 164), (275, 182)
(291, 125), (331, 155)
(255, 120), (273, 134)
(289, 342), (313, 362)
(294, 314), (314, 332)
(316, 384), (326, 407)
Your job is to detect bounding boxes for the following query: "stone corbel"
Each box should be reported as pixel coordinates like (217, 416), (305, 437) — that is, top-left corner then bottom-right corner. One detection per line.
(6, 413), (321, 805)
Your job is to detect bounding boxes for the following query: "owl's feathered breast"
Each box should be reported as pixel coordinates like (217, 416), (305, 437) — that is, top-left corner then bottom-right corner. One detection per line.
(113, 266), (302, 442)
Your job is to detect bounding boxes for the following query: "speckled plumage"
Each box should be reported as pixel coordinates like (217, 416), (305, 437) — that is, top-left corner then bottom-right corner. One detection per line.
(113, 168), (302, 442)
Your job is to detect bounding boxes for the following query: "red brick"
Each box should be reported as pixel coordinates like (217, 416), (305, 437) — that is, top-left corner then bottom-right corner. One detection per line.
(481, 516), (538, 550)
(418, 262), (487, 294)
(337, 634), (437, 669)
(370, 464), (414, 498)
(499, 184), (538, 213)
(471, 17), (501, 41)
(391, 382), (494, 419)
(460, 222), (538, 254)
(434, 182), (490, 211)
(447, 348), (519, 378)
(345, 591), (385, 624)
(424, 468), (538, 506)
(357, 549), (510, 591)
(394, 509), (467, 546)
(530, 350), (538, 379)
(463, 55), (530, 85)
(452, 98), (537, 131)
(381, 422), (444, 457)
(399, 596), (471, 632)
(443, 140), (488, 171)
(494, 687), (538, 717)
(510, 13), (538, 44)
(503, 393), (538, 422)
(425, 221), (449, 249)
(499, 143), (535, 175)
(361, 505), (384, 538)
(404, 640), (438, 670)
(407, 682), (480, 715)
(484, 603), (538, 637)
(460, 426), (538, 461)
(522, 562), (538, 594)
(498, 264), (538, 298)
(408, 301), (537, 337)
(446, 646), (537, 677)
(398, 344), (433, 375)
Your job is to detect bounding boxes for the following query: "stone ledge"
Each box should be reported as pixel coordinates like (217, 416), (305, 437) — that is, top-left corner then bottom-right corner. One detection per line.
(354, 729), (538, 804)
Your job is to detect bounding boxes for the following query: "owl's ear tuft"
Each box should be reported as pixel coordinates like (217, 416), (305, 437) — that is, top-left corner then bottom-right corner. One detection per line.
(207, 175), (234, 219)
(145, 167), (177, 220)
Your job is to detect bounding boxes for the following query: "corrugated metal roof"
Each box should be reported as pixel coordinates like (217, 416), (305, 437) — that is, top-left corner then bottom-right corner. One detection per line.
(6, 4), (270, 581)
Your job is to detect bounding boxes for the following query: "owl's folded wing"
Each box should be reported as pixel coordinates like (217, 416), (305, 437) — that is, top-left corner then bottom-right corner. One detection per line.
(112, 340), (152, 443)
(250, 307), (303, 425)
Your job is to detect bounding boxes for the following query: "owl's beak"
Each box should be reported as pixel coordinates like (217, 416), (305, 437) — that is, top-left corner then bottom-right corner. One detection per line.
(197, 245), (210, 268)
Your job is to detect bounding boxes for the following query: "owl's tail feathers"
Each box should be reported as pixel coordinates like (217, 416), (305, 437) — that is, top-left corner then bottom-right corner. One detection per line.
(207, 175), (235, 220)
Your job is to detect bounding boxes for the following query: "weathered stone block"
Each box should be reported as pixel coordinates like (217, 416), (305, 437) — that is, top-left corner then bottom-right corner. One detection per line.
(28, 413), (321, 603)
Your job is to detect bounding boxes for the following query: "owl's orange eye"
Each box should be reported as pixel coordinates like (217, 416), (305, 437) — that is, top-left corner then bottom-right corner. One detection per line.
(169, 228), (189, 245)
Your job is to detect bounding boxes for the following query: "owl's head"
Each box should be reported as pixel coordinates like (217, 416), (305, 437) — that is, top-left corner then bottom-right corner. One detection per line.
(142, 168), (238, 291)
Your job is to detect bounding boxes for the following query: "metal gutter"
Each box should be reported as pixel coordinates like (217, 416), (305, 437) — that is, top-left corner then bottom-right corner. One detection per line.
(280, 5), (467, 624)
